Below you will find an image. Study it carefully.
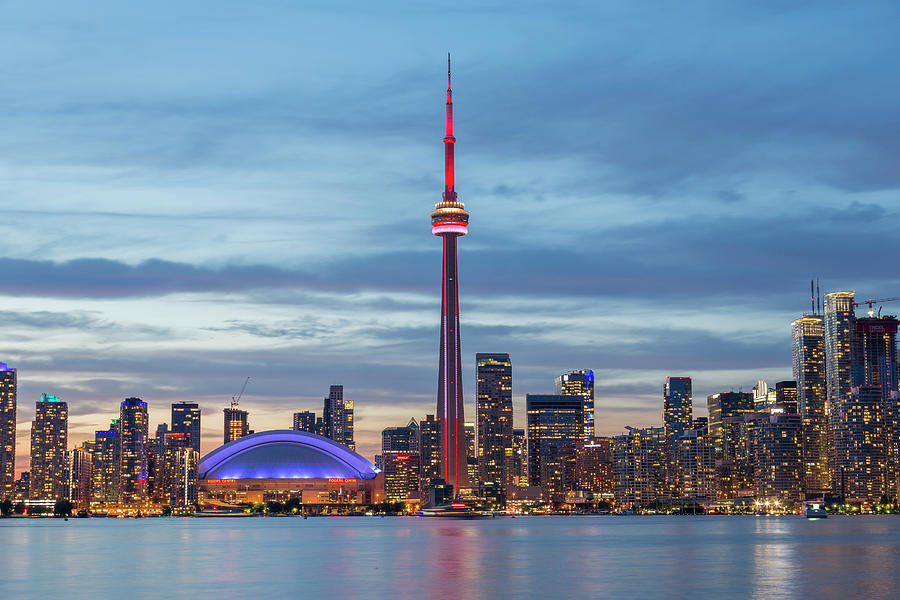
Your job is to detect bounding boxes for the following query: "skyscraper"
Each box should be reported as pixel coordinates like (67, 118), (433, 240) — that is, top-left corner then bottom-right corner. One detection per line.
(832, 386), (885, 503)
(476, 353), (513, 487)
(707, 392), (754, 457)
(612, 426), (666, 508)
(774, 380), (799, 414)
(293, 411), (318, 434)
(663, 376), (692, 492)
(0, 363), (16, 500)
(224, 406), (249, 444)
(119, 397), (149, 504)
(69, 445), (93, 511)
(92, 425), (120, 504)
(825, 291), (857, 410)
(419, 414), (442, 490)
(792, 314), (829, 495)
(29, 394), (68, 500)
(383, 453), (420, 503)
(382, 419), (420, 454)
(750, 412), (804, 502)
(171, 402), (201, 453)
(526, 394), (584, 502)
(323, 385), (354, 450)
(431, 56), (469, 492)
(555, 370), (595, 441)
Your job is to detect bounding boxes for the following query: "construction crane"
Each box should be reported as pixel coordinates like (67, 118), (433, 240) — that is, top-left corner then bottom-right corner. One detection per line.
(855, 297), (900, 317)
(232, 377), (251, 408)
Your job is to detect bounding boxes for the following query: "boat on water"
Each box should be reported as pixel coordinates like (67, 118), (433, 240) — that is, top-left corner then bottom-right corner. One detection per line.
(805, 502), (828, 519)
(418, 502), (490, 519)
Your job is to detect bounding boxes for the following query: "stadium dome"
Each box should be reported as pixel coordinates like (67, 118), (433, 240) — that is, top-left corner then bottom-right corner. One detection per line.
(199, 430), (379, 480)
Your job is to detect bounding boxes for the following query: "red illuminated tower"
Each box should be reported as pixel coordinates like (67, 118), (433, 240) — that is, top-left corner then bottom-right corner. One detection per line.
(431, 54), (469, 492)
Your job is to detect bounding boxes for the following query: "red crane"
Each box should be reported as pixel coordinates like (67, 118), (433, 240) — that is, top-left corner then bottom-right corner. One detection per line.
(854, 297), (900, 317)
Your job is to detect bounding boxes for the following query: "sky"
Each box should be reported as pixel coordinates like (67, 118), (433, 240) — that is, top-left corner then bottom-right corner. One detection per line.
(2, 1), (899, 469)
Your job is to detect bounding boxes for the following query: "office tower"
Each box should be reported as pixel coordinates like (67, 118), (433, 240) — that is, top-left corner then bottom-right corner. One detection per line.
(159, 432), (190, 504)
(69, 445), (93, 511)
(556, 370), (595, 442)
(576, 437), (614, 500)
(92, 426), (120, 504)
(526, 394), (584, 502)
(832, 386), (885, 503)
(476, 353), (513, 487)
(675, 429), (716, 501)
(663, 377), (692, 493)
(750, 412), (803, 502)
(323, 385), (354, 450)
(853, 317), (899, 399)
(293, 411), (318, 434)
(382, 419), (420, 454)
(612, 426), (665, 508)
(431, 56), (469, 493)
(419, 414), (441, 490)
(707, 392), (754, 457)
(774, 381), (799, 414)
(119, 397), (149, 504)
(29, 394), (68, 500)
(825, 291), (857, 409)
(716, 414), (758, 500)
(511, 428), (527, 486)
(171, 402), (201, 453)
(383, 453), (420, 503)
(172, 447), (199, 508)
(464, 422), (478, 486)
(752, 379), (769, 410)
(224, 406), (249, 444)
(0, 364), (16, 500)
(792, 314), (829, 495)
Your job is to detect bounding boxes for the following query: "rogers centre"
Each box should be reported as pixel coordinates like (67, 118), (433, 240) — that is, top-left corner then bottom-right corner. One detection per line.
(198, 430), (385, 508)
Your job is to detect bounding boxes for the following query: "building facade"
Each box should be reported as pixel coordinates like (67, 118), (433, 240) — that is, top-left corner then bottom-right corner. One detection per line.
(323, 385), (354, 450)
(555, 370), (595, 443)
(792, 314), (829, 495)
(663, 376), (692, 493)
(0, 364), (16, 500)
(29, 394), (68, 500)
(224, 407), (250, 444)
(526, 395), (584, 502)
(171, 402), (201, 453)
(119, 397), (149, 504)
(476, 353), (513, 487)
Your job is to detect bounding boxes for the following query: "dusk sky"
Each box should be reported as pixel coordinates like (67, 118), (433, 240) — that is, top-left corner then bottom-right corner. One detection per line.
(3, 1), (899, 468)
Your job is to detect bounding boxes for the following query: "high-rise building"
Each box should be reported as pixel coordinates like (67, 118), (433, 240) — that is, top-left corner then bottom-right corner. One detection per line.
(832, 386), (886, 504)
(158, 432), (199, 508)
(119, 397), (149, 504)
(774, 381), (799, 414)
(293, 411), (318, 434)
(576, 437), (614, 500)
(171, 402), (201, 453)
(431, 56), (469, 493)
(0, 363), (16, 500)
(556, 370), (595, 442)
(464, 421), (478, 487)
(323, 385), (354, 450)
(382, 419), (420, 454)
(854, 317), (899, 400)
(526, 394), (583, 502)
(612, 426), (666, 508)
(792, 314), (829, 495)
(663, 377), (692, 493)
(476, 353), (513, 487)
(675, 429), (716, 502)
(29, 394), (68, 500)
(92, 425), (120, 504)
(419, 414), (441, 491)
(752, 379), (769, 410)
(707, 392), (754, 457)
(825, 291), (857, 410)
(69, 445), (93, 510)
(383, 452), (420, 503)
(224, 406), (249, 444)
(511, 428), (527, 486)
(750, 412), (803, 502)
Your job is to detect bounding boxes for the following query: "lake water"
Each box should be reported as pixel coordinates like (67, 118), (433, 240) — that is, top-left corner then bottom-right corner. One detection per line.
(2, 515), (899, 599)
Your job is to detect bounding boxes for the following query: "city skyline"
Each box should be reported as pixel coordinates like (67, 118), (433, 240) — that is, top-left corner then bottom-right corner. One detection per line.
(2, 2), (900, 469)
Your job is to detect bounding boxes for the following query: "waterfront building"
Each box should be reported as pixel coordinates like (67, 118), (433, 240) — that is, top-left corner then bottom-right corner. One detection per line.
(716, 415), (756, 500)
(29, 394), (68, 500)
(774, 381), (798, 414)
(69, 445), (93, 510)
(707, 392), (754, 457)
(832, 386), (886, 504)
(824, 292), (856, 493)
(511, 428), (527, 486)
(382, 452), (420, 503)
(0, 364), (15, 501)
(675, 429), (716, 502)
(92, 425), (120, 504)
(476, 353), (513, 487)
(526, 395), (584, 503)
(612, 426), (665, 508)
(576, 438), (614, 500)
(663, 377), (692, 493)
(750, 412), (803, 502)
(323, 385), (354, 450)
(119, 397), (149, 503)
(293, 411), (318, 434)
(431, 57), (470, 493)
(419, 414), (441, 490)
(465, 421), (478, 487)
(853, 317), (899, 400)
(171, 402), (201, 453)
(224, 406), (250, 444)
(555, 370), (595, 442)
(171, 446), (200, 508)
(792, 314), (829, 495)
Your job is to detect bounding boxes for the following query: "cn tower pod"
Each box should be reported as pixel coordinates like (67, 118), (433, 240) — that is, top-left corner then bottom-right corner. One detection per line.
(431, 201), (469, 236)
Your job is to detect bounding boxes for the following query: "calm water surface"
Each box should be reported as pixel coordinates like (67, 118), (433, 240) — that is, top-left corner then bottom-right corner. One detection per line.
(2, 515), (899, 599)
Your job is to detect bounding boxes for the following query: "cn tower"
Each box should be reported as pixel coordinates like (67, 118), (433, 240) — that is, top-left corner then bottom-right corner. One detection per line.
(431, 54), (468, 492)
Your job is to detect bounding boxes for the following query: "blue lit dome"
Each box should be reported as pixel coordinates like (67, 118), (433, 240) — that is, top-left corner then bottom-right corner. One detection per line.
(199, 430), (379, 480)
